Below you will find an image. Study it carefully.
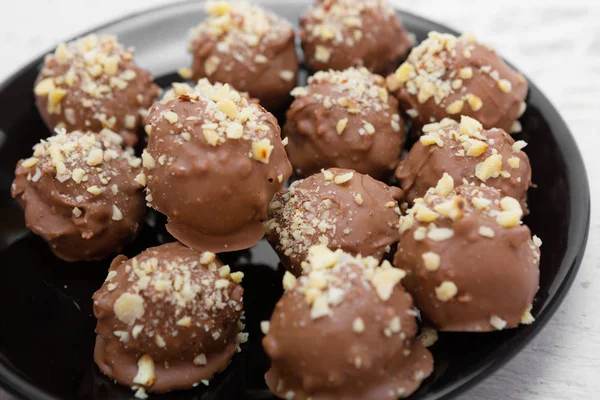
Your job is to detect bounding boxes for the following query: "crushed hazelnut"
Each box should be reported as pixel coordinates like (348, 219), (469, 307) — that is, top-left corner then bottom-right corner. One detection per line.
(133, 355), (155, 386)
(435, 281), (458, 301)
(422, 252), (440, 271)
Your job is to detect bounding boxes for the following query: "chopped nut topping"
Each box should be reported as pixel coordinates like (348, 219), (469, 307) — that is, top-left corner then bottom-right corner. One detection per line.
(428, 227), (454, 241)
(352, 317), (365, 333)
(133, 354), (155, 386)
(420, 326), (438, 347)
(435, 281), (458, 301)
(112, 205), (123, 221)
(446, 100), (464, 114)
(478, 226), (495, 238)
(433, 196), (466, 221)
(422, 252), (440, 271)
(475, 154), (503, 181)
(435, 173), (455, 197)
(490, 315), (507, 330)
(512, 140), (528, 153)
(336, 118), (348, 135)
(334, 171), (354, 185)
(533, 235), (542, 248)
(21, 157), (39, 168)
(414, 204), (439, 223)
(371, 263), (406, 301)
(521, 306), (535, 324)
(282, 271), (297, 291)
(252, 139), (274, 164)
(114, 292), (145, 325)
(308, 245), (339, 271)
(497, 79), (512, 93)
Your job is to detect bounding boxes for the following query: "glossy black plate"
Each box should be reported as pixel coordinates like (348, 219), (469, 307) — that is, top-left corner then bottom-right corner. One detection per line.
(0, 1), (591, 399)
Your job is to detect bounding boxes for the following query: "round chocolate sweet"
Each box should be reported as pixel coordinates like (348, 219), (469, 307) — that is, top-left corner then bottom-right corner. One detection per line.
(187, 1), (299, 111)
(387, 31), (528, 133)
(396, 116), (531, 210)
(143, 79), (292, 253)
(11, 129), (145, 261)
(300, 0), (412, 75)
(394, 180), (541, 332)
(93, 242), (246, 396)
(284, 68), (406, 179)
(263, 246), (433, 400)
(265, 168), (402, 276)
(34, 34), (160, 146)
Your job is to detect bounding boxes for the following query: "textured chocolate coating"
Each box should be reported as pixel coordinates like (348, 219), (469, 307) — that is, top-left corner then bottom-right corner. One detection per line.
(394, 182), (541, 332)
(265, 168), (402, 276)
(11, 129), (145, 261)
(144, 79), (292, 253)
(93, 242), (246, 395)
(396, 117), (532, 210)
(34, 34), (160, 146)
(300, 0), (412, 75)
(284, 68), (406, 179)
(263, 247), (433, 399)
(188, 1), (299, 111)
(387, 32), (528, 133)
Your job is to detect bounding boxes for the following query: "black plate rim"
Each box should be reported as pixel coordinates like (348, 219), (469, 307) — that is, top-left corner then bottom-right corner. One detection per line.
(0, 1), (591, 399)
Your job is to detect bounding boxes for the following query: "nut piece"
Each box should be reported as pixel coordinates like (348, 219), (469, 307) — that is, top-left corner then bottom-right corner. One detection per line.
(490, 315), (507, 330)
(371, 265), (406, 301)
(446, 100), (464, 114)
(133, 354), (156, 386)
(433, 196), (465, 221)
(252, 139), (274, 164)
(336, 118), (348, 135)
(260, 321), (271, 335)
(352, 317), (365, 333)
(113, 292), (145, 325)
(333, 171), (354, 185)
(435, 173), (454, 197)
(422, 252), (441, 271)
(420, 326), (438, 347)
(475, 154), (503, 181)
(282, 271), (297, 291)
(435, 281), (458, 301)
(307, 245), (339, 270)
(460, 116), (483, 137)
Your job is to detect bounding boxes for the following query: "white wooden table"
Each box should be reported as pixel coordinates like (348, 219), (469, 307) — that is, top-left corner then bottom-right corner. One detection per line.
(1, 1), (598, 399)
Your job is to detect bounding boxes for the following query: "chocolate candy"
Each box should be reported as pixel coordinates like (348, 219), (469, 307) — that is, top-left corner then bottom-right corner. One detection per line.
(12, 129), (145, 261)
(387, 32), (528, 133)
(394, 179), (540, 332)
(396, 116), (532, 210)
(143, 79), (292, 252)
(265, 168), (402, 276)
(34, 34), (160, 146)
(187, 1), (299, 111)
(93, 242), (247, 396)
(263, 246), (433, 399)
(284, 68), (405, 179)
(300, 0), (412, 75)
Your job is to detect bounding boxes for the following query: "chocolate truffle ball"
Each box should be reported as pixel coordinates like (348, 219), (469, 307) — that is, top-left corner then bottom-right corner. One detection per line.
(394, 180), (541, 332)
(265, 168), (402, 276)
(11, 129), (145, 261)
(143, 79), (292, 253)
(93, 242), (247, 396)
(396, 116), (532, 210)
(263, 246), (433, 399)
(187, 1), (299, 111)
(34, 34), (160, 146)
(284, 68), (406, 179)
(300, 0), (412, 75)
(387, 31), (528, 133)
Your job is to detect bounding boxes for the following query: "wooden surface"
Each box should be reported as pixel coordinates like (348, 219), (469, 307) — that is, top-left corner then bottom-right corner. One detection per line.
(0, 1), (598, 399)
